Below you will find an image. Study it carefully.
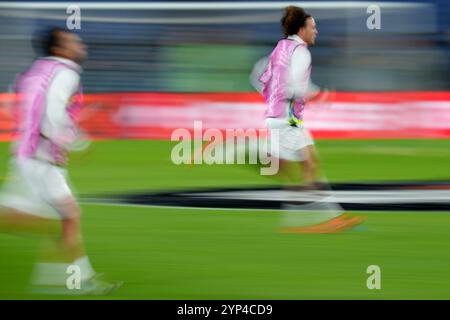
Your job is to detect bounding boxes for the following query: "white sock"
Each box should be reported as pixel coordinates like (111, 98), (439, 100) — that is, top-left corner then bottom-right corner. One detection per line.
(32, 256), (96, 286)
(281, 189), (344, 227)
(73, 256), (96, 281)
(32, 262), (69, 286)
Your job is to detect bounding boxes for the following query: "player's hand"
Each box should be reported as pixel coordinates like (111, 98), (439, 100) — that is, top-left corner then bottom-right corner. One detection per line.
(70, 129), (92, 152)
(312, 86), (335, 109)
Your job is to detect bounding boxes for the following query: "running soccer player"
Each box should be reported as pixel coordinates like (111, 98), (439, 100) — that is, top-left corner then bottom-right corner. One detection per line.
(0, 27), (120, 294)
(251, 6), (366, 233)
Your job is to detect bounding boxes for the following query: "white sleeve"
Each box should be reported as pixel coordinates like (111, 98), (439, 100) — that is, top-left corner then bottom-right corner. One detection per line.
(288, 47), (320, 100)
(249, 56), (269, 94)
(41, 68), (79, 148)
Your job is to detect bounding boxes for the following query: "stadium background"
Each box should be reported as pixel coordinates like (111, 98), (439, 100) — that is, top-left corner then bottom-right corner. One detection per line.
(0, 0), (449, 139)
(0, 0), (449, 299)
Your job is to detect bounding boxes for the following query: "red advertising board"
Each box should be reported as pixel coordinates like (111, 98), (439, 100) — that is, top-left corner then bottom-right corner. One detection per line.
(0, 91), (449, 140)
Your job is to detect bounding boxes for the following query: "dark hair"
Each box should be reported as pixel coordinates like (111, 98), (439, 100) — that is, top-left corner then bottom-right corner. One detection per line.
(32, 27), (69, 56)
(281, 6), (311, 37)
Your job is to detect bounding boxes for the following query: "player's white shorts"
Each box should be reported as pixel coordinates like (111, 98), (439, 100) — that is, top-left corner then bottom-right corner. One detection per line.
(265, 117), (314, 162)
(0, 157), (73, 219)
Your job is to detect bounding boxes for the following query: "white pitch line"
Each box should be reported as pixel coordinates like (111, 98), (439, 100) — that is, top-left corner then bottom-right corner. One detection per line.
(0, 1), (431, 10)
(0, 10), (282, 24)
(192, 189), (450, 204)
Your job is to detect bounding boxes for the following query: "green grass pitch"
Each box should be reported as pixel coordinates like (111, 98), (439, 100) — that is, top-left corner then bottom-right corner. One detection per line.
(0, 139), (450, 299)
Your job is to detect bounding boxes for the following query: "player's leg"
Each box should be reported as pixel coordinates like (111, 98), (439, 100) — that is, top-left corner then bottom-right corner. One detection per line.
(51, 196), (85, 262)
(283, 131), (367, 233)
(12, 158), (120, 294)
(300, 145), (318, 186)
(277, 158), (300, 184)
(298, 129), (320, 186)
(46, 195), (122, 295)
(268, 123), (309, 185)
(0, 160), (61, 236)
(0, 206), (59, 236)
(275, 144), (319, 188)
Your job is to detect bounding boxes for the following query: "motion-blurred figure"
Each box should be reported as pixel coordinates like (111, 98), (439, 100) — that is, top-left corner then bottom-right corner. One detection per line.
(0, 27), (119, 294)
(251, 6), (366, 233)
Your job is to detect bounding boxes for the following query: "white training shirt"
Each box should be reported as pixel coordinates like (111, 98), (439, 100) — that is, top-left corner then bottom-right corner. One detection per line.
(40, 56), (82, 148)
(250, 34), (320, 101)
(286, 34), (320, 100)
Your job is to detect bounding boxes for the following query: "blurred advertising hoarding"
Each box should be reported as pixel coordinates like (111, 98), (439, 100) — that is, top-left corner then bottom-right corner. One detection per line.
(1, 91), (450, 140)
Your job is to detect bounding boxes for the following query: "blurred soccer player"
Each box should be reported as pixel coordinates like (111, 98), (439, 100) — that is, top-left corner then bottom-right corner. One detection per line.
(251, 6), (366, 233)
(0, 27), (119, 294)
